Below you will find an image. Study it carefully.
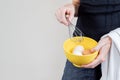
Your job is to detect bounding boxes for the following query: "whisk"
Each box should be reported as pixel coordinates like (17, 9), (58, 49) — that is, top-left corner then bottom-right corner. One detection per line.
(67, 18), (84, 42)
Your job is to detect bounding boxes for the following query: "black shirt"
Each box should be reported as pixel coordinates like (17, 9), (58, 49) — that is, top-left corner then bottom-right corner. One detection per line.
(75, 0), (120, 41)
(79, 0), (120, 13)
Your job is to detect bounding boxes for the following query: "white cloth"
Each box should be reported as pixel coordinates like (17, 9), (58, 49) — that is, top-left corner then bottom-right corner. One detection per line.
(100, 28), (120, 80)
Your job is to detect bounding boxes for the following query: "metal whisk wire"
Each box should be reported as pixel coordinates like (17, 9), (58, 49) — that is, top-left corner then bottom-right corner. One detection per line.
(67, 19), (84, 42)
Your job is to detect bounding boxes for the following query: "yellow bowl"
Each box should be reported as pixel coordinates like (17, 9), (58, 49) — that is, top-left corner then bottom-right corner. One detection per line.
(63, 37), (98, 67)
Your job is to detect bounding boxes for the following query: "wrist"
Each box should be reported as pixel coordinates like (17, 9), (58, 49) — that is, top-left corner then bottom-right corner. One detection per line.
(103, 36), (112, 44)
(72, 1), (80, 17)
(107, 36), (112, 44)
(72, 0), (80, 7)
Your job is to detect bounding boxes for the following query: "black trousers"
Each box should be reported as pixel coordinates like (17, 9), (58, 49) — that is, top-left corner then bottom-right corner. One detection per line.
(62, 11), (120, 80)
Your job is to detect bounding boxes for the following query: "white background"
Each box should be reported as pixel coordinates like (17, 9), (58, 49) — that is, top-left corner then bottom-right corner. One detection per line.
(0, 0), (76, 80)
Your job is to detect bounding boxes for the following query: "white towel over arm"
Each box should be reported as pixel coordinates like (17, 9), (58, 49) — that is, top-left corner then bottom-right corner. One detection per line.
(100, 28), (120, 80)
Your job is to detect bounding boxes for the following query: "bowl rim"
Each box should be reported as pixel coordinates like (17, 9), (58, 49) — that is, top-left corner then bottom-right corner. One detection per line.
(63, 36), (98, 57)
(64, 49), (98, 57)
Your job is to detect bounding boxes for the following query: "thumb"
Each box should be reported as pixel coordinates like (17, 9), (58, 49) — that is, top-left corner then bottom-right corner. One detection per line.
(90, 48), (97, 53)
(91, 41), (106, 52)
(69, 11), (74, 21)
(91, 45), (102, 53)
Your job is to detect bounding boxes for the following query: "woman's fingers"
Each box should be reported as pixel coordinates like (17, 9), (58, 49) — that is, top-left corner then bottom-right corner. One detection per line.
(55, 9), (62, 22)
(81, 37), (112, 68)
(81, 58), (101, 68)
(98, 43), (111, 62)
(55, 4), (75, 26)
(61, 8), (69, 25)
(68, 9), (75, 21)
(55, 8), (68, 25)
(91, 38), (109, 52)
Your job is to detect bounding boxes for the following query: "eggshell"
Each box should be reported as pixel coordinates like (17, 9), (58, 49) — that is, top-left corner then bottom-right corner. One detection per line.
(73, 45), (84, 56)
(83, 49), (92, 55)
(73, 45), (84, 52)
(73, 50), (83, 56)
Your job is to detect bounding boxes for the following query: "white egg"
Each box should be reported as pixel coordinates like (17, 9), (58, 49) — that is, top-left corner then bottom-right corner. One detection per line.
(74, 45), (84, 52)
(73, 45), (84, 56)
(73, 50), (83, 56)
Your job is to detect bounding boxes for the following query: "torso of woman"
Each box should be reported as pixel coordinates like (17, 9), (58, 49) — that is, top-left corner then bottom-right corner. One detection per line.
(62, 1), (120, 80)
(76, 0), (120, 41)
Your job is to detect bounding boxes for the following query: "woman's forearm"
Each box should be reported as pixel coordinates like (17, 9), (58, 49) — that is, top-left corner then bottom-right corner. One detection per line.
(72, 0), (80, 6)
(72, 0), (80, 16)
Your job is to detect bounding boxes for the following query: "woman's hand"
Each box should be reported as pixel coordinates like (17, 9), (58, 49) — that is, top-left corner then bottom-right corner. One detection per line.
(81, 36), (112, 68)
(55, 3), (76, 26)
